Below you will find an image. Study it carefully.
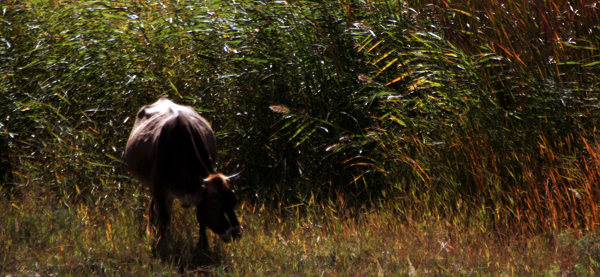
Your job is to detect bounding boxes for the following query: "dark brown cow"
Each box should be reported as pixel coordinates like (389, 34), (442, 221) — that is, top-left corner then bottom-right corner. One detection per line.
(125, 97), (242, 250)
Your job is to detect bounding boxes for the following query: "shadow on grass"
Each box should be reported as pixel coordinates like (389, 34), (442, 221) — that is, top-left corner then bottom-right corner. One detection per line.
(152, 235), (227, 275)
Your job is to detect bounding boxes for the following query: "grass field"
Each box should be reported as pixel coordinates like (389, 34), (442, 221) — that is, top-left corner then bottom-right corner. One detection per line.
(3, 197), (599, 276)
(2, 0), (600, 275)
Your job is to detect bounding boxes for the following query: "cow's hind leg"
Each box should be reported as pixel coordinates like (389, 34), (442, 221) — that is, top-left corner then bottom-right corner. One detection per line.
(147, 197), (162, 257)
(148, 192), (173, 250)
(156, 197), (172, 239)
(147, 197), (171, 235)
(147, 198), (157, 238)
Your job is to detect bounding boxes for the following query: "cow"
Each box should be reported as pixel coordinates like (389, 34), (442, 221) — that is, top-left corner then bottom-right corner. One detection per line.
(125, 96), (242, 250)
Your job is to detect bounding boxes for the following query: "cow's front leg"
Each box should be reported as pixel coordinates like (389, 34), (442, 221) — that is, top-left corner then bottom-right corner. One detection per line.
(196, 206), (209, 250)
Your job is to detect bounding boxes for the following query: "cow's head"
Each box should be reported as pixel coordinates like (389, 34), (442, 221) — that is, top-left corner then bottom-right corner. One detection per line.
(196, 173), (243, 243)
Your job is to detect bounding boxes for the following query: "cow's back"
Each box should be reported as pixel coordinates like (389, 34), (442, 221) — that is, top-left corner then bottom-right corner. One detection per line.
(125, 97), (217, 191)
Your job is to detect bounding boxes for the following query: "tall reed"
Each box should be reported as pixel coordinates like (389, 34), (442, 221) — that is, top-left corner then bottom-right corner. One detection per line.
(1, 0), (599, 235)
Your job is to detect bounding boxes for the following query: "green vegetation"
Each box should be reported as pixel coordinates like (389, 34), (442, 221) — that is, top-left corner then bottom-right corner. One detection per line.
(1, 0), (599, 275)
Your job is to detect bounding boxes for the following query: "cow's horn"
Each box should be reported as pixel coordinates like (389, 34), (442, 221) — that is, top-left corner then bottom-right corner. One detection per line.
(226, 170), (244, 181)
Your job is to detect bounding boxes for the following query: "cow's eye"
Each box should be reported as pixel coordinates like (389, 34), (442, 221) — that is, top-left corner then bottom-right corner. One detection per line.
(212, 201), (221, 209)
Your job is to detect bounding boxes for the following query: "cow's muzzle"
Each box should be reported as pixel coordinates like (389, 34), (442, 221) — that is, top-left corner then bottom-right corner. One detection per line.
(220, 225), (243, 243)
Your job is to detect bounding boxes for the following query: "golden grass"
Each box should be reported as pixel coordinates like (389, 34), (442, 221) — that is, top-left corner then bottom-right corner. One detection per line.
(2, 195), (597, 276)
